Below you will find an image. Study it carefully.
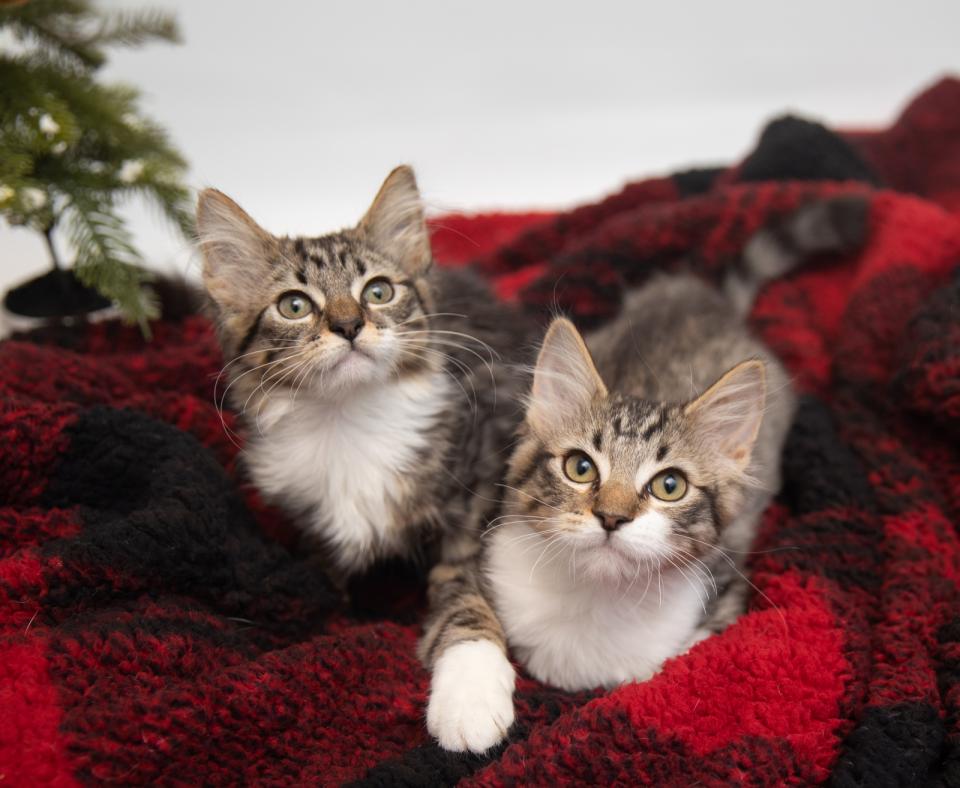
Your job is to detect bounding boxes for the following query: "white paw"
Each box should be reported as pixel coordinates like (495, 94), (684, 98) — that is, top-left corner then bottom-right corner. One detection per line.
(426, 640), (516, 753)
(684, 627), (712, 653)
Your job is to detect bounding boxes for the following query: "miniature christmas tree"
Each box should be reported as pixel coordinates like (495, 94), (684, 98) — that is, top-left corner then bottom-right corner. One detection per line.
(0, 0), (193, 332)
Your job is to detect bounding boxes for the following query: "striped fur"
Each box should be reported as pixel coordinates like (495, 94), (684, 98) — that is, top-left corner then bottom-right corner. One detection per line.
(196, 168), (537, 582)
(421, 196), (867, 751)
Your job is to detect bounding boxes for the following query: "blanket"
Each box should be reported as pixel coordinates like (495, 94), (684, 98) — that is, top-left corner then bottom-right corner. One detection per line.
(2, 77), (960, 786)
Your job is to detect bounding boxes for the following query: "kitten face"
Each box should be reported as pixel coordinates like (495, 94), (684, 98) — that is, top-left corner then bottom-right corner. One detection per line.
(505, 319), (766, 584)
(218, 232), (428, 395)
(197, 166), (437, 399)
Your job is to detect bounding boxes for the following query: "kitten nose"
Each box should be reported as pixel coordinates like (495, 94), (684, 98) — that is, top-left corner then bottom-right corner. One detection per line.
(330, 317), (364, 342)
(594, 511), (630, 532)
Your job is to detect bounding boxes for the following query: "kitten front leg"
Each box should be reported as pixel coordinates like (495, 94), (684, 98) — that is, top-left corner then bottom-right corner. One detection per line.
(684, 627), (713, 653)
(419, 561), (515, 753)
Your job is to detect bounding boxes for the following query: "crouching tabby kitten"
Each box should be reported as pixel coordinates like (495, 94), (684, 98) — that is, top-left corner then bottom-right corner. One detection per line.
(196, 167), (534, 684)
(421, 196), (867, 752)
(487, 302), (795, 691)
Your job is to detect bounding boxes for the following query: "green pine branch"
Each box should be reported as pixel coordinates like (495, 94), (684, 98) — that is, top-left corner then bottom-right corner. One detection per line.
(89, 9), (180, 49)
(63, 191), (158, 334)
(4, 0), (103, 69)
(4, 1), (181, 69)
(0, 0), (191, 334)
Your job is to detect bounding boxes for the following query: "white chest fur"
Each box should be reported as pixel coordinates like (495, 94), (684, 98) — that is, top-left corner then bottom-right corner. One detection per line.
(486, 523), (709, 691)
(246, 372), (451, 572)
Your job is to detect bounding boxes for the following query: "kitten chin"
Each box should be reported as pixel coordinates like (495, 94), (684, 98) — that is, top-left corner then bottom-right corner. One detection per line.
(315, 344), (387, 395)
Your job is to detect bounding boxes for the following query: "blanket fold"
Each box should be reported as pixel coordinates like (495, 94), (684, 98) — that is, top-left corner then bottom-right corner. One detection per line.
(2, 77), (959, 786)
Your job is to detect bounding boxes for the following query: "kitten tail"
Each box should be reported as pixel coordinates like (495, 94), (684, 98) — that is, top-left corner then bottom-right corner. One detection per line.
(726, 195), (869, 316)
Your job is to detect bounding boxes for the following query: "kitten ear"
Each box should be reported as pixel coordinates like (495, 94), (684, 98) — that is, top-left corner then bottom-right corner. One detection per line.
(359, 165), (431, 275)
(527, 318), (607, 434)
(196, 188), (277, 307)
(685, 359), (767, 470)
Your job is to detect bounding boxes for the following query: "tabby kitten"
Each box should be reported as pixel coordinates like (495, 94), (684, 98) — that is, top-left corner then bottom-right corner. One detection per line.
(421, 196), (866, 752)
(195, 165), (534, 590)
(489, 301), (794, 685)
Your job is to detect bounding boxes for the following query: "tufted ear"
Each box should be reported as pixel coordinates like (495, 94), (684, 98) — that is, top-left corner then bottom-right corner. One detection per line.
(358, 165), (431, 276)
(685, 359), (767, 470)
(196, 188), (277, 308)
(527, 318), (607, 435)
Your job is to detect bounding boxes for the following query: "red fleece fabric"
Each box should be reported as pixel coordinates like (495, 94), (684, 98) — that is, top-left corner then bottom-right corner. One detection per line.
(2, 77), (960, 786)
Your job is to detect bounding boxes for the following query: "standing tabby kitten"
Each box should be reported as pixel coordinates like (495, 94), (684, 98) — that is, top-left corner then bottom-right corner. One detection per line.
(421, 196), (867, 751)
(196, 165), (534, 610)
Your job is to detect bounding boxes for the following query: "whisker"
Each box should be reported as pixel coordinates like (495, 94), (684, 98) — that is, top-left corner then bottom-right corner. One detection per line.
(540, 537), (570, 572)
(401, 336), (500, 378)
(664, 553), (708, 615)
(669, 546), (720, 597)
(483, 521), (553, 538)
(679, 536), (789, 636)
(251, 356), (313, 433)
(630, 556), (656, 612)
(495, 483), (564, 512)
(398, 328), (501, 359)
(397, 329), (501, 400)
(215, 353), (304, 446)
(239, 349), (312, 416)
(253, 364), (306, 434)
(499, 528), (569, 550)
(213, 341), (302, 384)
(290, 351), (318, 397)
(392, 338), (485, 407)
(393, 311), (469, 328)
(618, 556), (646, 602)
(396, 344), (479, 415)
(482, 515), (553, 534)
(529, 534), (565, 581)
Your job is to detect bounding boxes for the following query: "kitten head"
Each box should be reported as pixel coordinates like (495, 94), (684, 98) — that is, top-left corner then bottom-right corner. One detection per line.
(504, 318), (767, 584)
(197, 166), (436, 402)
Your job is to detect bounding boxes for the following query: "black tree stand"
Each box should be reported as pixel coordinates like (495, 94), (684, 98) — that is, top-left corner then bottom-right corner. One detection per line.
(3, 228), (112, 329)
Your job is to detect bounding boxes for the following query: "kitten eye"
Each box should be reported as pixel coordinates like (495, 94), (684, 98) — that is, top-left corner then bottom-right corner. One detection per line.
(362, 278), (395, 305)
(648, 469), (688, 502)
(277, 291), (314, 320)
(563, 451), (599, 484)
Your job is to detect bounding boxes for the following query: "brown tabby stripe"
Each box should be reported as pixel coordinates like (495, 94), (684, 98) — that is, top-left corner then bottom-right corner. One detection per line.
(238, 307), (267, 354)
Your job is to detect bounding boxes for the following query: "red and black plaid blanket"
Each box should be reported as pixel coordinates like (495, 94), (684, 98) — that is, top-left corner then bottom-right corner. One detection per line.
(3, 78), (960, 786)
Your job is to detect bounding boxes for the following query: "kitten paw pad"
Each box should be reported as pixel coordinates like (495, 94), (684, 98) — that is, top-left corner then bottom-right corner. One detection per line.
(427, 640), (516, 753)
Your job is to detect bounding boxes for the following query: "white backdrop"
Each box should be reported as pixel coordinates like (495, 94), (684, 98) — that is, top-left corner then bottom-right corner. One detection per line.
(3, 0), (959, 293)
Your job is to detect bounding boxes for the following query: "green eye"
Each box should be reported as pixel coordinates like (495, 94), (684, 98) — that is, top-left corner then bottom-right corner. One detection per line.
(362, 278), (395, 305)
(563, 452), (598, 484)
(277, 291), (313, 320)
(648, 470), (687, 501)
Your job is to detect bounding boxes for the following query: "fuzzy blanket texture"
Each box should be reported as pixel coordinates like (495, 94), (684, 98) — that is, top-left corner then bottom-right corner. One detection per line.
(3, 78), (960, 787)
